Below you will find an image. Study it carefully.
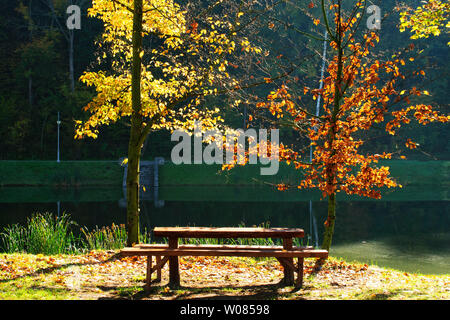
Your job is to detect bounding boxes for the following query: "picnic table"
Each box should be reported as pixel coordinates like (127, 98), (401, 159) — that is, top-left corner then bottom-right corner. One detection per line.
(120, 226), (328, 289)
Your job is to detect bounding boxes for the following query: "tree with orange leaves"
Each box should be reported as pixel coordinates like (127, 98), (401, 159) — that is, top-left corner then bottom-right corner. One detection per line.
(232, 0), (449, 252)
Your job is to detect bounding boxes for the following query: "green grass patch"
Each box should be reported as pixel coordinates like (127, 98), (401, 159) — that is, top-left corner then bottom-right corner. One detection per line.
(0, 277), (74, 300)
(0, 186), (124, 203)
(380, 160), (449, 186)
(160, 160), (449, 186)
(0, 160), (448, 187)
(0, 160), (123, 186)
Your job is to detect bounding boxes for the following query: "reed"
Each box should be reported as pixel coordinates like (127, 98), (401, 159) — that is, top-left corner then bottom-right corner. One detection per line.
(0, 212), (79, 254)
(178, 222), (307, 247)
(81, 224), (150, 250)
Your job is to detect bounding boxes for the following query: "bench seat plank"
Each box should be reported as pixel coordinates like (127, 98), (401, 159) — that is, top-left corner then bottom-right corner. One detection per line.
(120, 247), (328, 259)
(134, 244), (313, 251)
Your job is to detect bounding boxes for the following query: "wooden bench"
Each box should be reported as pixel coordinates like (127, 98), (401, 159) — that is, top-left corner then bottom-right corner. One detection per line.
(120, 227), (328, 289)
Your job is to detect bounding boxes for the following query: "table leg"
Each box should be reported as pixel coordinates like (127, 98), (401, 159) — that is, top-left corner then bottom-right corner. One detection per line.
(282, 238), (295, 286)
(296, 257), (304, 288)
(168, 237), (180, 288)
(156, 256), (162, 282)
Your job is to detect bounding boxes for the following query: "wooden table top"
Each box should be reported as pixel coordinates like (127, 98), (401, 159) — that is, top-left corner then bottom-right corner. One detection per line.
(153, 227), (304, 238)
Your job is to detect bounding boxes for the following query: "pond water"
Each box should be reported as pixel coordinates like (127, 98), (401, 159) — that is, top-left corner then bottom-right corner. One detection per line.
(0, 185), (448, 275)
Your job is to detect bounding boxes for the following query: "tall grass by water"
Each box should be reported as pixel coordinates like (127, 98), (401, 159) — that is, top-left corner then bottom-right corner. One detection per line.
(0, 212), (149, 254)
(81, 224), (150, 250)
(81, 224), (127, 250)
(178, 222), (308, 247)
(0, 212), (79, 254)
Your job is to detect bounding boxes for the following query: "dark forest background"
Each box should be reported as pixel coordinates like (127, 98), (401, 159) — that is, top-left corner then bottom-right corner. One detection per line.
(0, 0), (448, 161)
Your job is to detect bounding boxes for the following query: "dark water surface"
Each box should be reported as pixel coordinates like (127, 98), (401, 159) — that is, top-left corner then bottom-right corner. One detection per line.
(0, 185), (448, 275)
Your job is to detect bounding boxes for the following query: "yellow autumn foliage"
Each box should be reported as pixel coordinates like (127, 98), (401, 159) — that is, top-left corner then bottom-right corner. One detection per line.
(75, 0), (261, 139)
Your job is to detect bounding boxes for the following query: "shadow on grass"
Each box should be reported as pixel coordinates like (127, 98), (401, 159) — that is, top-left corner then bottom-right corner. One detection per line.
(361, 289), (405, 300)
(98, 280), (307, 300)
(0, 252), (122, 284)
(0, 281), (74, 299)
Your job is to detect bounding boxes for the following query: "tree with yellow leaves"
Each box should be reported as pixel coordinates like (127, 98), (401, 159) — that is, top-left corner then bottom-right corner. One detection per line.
(399, 0), (449, 46)
(75, 0), (263, 245)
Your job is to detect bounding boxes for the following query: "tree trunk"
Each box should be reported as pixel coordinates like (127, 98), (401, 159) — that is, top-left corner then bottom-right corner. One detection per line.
(126, 134), (142, 246)
(28, 76), (33, 109)
(40, 113), (48, 155)
(69, 30), (75, 92)
(320, 1), (342, 253)
(28, 1), (33, 109)
(321, 192), (336, 252)
(126, 0), (144, 247)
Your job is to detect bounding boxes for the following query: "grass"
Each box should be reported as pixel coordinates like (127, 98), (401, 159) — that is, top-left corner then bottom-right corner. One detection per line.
(0, 253), (77, 300)
(0, 212), (80, 255)
(0, 276), (74, 300)
(177, 222), (309, 247)
(0, 215), (448, 300)
(0, 185), (124, 203)
(0, 160), (123, 186)
(0, 252), (448, 300)
(81, 224), (129, 250)
(1, 160), (448, 187)
(81, 223), (150, 250)
(160, 160), (449, 186)
(295, 257), (450, 300)
(0, 213), (148, 254)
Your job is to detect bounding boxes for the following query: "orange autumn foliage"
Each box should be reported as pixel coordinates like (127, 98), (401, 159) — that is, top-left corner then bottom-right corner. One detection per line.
(253, 15), (449, 200)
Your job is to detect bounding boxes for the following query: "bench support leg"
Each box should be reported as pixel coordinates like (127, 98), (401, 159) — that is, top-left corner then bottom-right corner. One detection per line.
(277, 258), (295, 286)
(296, 257), (304, 288)
(146, 256), (152, 287)
(168, 237), (180, 289)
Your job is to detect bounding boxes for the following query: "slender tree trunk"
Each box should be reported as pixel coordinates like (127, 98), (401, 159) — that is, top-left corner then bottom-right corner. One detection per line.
(28, 1), (33, 109)
(126, 0), (144, 246)
(320, 0), (342, 253)
(321, 193), (336, 251)
(40, 114), (48, 155)
(28, 76), (33, 109)
(69, 30), (75, 92)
